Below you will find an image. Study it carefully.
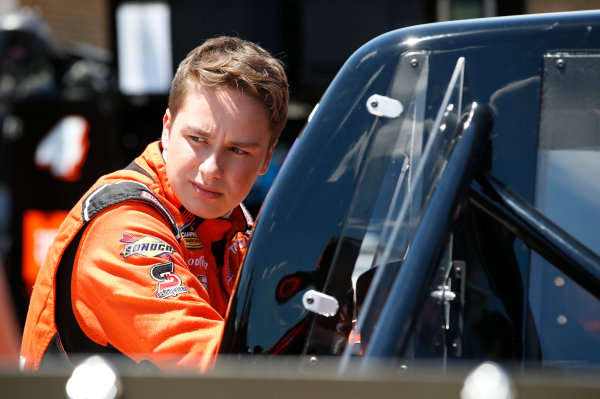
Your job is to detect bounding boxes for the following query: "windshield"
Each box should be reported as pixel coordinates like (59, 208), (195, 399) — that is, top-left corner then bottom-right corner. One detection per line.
(300, 56), (467, 360)
(347, 56), (464, 355)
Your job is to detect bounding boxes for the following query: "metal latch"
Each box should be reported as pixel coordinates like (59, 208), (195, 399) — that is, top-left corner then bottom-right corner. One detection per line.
(302, 290), (339, 317)
(366, 94), (403, 118)
(431, 282), (456, 330)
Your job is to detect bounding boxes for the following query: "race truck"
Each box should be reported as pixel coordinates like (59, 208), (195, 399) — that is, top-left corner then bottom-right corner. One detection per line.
(220, 9), (600, 372)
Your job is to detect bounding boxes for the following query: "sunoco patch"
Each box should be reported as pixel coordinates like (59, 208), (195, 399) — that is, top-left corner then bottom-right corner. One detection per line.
(120, 234), (175, 260)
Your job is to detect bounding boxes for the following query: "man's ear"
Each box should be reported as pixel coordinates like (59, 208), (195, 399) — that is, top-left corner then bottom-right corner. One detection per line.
(161, 109), (172, 149)
(259, 142), (277, 175)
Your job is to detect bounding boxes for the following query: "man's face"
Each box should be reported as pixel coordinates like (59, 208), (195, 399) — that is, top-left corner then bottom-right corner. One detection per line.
(161, 85), (274, 219)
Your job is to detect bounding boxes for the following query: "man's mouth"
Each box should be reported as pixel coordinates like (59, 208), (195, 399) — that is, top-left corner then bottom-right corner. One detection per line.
(192, 182), (222, 199)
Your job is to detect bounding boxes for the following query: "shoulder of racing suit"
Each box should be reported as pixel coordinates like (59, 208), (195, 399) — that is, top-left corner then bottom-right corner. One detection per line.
(47, 179), (178, 371)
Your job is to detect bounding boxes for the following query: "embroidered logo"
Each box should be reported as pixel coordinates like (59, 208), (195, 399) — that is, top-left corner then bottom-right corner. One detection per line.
(188, 256), (208, 270)
(227, 237), (248, 255)
(151, 262), (189, 298)
(120, 234), (174, 260)
(181, 231), (202, 249)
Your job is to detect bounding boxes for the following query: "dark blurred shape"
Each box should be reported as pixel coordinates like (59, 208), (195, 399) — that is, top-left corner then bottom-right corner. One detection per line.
(0, 8), (121, 327)
(0, 7), (55, 99)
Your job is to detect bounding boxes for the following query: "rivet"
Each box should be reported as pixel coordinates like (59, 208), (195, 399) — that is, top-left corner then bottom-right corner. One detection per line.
(370, 100), (378, 108)
(556, 58), (565, 69)
(306, 296), (314, 305)
(410, 58), (419, 67)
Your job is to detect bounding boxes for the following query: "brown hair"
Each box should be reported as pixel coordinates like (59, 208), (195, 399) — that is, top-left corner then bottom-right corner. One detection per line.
(169, 36), (289, 145)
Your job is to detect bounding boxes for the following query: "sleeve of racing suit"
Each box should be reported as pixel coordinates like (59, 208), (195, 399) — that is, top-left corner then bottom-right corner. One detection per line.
(71, 203), (223, 372)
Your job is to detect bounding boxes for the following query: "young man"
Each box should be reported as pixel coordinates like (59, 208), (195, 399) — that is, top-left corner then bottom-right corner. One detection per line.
(20, 36), (289, 372)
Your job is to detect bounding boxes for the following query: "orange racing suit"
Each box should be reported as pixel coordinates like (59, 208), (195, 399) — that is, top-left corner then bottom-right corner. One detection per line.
(20, 141), (251, 372)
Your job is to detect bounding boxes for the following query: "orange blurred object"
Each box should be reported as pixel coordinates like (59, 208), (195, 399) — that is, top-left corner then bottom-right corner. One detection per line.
(22, 209), (68, 295)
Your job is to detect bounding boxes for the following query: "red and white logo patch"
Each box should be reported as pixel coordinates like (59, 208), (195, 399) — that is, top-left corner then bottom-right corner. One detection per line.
(150, 262), (189, 299)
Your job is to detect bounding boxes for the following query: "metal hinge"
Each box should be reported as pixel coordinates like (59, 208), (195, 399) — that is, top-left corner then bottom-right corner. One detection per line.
(431, 281), (456, 330)
(302, 290), (339, 317)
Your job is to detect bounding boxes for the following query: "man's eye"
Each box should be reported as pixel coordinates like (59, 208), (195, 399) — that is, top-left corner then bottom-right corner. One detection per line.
(231, 147), (247, 155)
(191, 136), (206, 143)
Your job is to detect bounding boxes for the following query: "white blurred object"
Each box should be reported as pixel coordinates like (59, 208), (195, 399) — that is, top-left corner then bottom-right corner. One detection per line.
(461, 361), (515, 399)
(34, 115), (89, 181)
(65, 355), (121, 399)
(116, 2), (172, 95)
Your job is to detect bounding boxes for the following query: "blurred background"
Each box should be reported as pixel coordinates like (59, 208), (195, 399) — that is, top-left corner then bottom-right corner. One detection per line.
(0, 0), (599, 366)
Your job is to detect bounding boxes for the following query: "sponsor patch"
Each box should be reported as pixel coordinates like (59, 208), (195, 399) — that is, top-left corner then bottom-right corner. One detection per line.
(181, 231), (203, 249)
(120, 234), (175, 261)
(188, 256), (208, 270)
(151, 262), (189, 298)
(227, 236), (248, 255)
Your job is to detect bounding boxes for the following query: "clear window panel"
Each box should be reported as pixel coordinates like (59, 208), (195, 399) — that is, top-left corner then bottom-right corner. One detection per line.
(530, 52), (600, 367)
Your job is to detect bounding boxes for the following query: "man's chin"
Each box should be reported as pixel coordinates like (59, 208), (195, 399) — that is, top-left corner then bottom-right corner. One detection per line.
(189, 204), (230, 220)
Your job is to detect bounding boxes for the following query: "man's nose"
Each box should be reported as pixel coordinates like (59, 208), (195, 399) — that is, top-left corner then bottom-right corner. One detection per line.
(200, 151), (223, 181)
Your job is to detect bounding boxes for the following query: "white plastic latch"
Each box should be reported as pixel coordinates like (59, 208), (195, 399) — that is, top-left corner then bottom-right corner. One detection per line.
(302, 290), (339, 317)
(366, 94), (403, 118)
